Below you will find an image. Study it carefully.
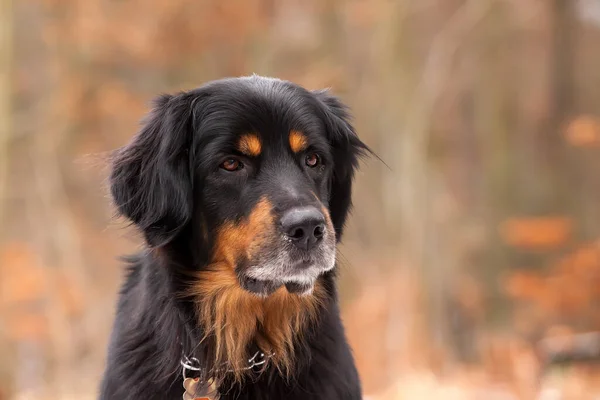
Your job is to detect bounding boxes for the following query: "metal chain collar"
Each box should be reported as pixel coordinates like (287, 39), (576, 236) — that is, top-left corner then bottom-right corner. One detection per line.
(180, 351), (274, 399)
(179, 341), (274, 399)
(180, 350), (274, 379)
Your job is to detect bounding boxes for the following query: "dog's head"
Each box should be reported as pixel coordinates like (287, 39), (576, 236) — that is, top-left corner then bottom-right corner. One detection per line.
(110, 76), (367, 296)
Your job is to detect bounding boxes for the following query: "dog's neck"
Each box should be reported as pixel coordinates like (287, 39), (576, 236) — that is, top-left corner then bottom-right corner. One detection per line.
(151, 244), (327, 385)
(190, 261), (326, 382)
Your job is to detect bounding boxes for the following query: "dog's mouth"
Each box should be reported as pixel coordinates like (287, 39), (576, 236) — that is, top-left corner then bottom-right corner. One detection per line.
(238, 249), (335, 297)
(239, 277), (314, 296)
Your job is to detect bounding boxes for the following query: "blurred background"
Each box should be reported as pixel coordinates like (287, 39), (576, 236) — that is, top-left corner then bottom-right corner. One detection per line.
(2, 0), (600, 398)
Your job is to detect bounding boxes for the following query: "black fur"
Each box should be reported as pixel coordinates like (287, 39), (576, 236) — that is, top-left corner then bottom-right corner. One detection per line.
(100, 76), (367, 399)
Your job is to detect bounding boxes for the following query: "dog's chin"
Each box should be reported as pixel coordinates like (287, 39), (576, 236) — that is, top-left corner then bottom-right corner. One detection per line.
(239, 276), (316, 297)
(239, 262), (333, 297)
(238, 246), (336, 297)
(239, 277), (285, 297)
(284, 281), (316, 295)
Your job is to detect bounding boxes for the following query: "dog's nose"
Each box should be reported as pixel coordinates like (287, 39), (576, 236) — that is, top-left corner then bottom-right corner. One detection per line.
(280, 207), (326, 251)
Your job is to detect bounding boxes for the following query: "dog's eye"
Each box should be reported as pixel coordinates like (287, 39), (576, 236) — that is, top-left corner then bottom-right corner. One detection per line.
(305, 153), (321, 168)
(221, 158), (243, 171)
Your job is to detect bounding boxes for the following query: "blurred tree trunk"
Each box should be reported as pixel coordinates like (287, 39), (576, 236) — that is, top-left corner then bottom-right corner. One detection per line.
(544, 0), (576, 210)
(0, 2), (10, 396)
(549, 0), (575, 147)
(0, 0), (10, 229)
(37, 13), (89, 395)
(395, 0), (492, 369)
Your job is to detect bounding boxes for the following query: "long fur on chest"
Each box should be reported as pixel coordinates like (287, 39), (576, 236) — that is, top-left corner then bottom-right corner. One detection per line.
(191, 262), (326, 383)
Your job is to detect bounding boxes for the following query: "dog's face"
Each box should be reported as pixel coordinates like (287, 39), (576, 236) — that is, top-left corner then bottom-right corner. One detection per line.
(110, 76), (366, 296)
(201, 127), (336, 296)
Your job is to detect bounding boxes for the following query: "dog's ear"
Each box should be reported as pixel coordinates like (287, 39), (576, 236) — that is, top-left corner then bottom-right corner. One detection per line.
(312, 89), (369, 240)
(110, 93), (197, 247)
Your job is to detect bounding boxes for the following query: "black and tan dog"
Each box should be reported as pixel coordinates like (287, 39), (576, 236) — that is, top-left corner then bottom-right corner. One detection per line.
(100, 75), (368, 399)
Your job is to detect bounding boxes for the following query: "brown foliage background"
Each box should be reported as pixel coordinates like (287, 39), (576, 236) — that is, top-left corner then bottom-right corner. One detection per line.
(2, 0), (600, 398)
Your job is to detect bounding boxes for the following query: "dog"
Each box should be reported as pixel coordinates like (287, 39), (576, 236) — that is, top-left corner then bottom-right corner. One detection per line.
(100, 75), (368, 399)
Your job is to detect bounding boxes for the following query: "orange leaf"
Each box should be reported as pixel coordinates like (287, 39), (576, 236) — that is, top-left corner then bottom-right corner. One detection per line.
(503, 271), (545, 300)
(5, 313), (48, 342)
(0, 242), (47, 306)
(565, 115), (600, 147)
(499, 217), (572, 249)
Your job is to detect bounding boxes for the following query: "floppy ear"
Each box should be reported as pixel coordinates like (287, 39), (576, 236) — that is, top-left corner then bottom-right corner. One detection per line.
(312, 89), (369, 240)
(110, 93), (196, 247)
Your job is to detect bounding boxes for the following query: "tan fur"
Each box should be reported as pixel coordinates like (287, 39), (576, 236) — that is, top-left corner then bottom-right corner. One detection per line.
(289, 130), (308, 153)
(237, 134), (262, 157)
(322, 205), (334, 234)
(191, 197), (326, 382)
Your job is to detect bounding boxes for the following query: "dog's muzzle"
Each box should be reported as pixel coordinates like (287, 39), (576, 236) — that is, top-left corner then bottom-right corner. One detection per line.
(239, 206), (335, 296)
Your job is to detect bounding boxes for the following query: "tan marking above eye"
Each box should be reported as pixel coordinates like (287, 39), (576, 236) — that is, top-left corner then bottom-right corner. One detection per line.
(289, 130), (308, 153)
(237, 134), (262, 157)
